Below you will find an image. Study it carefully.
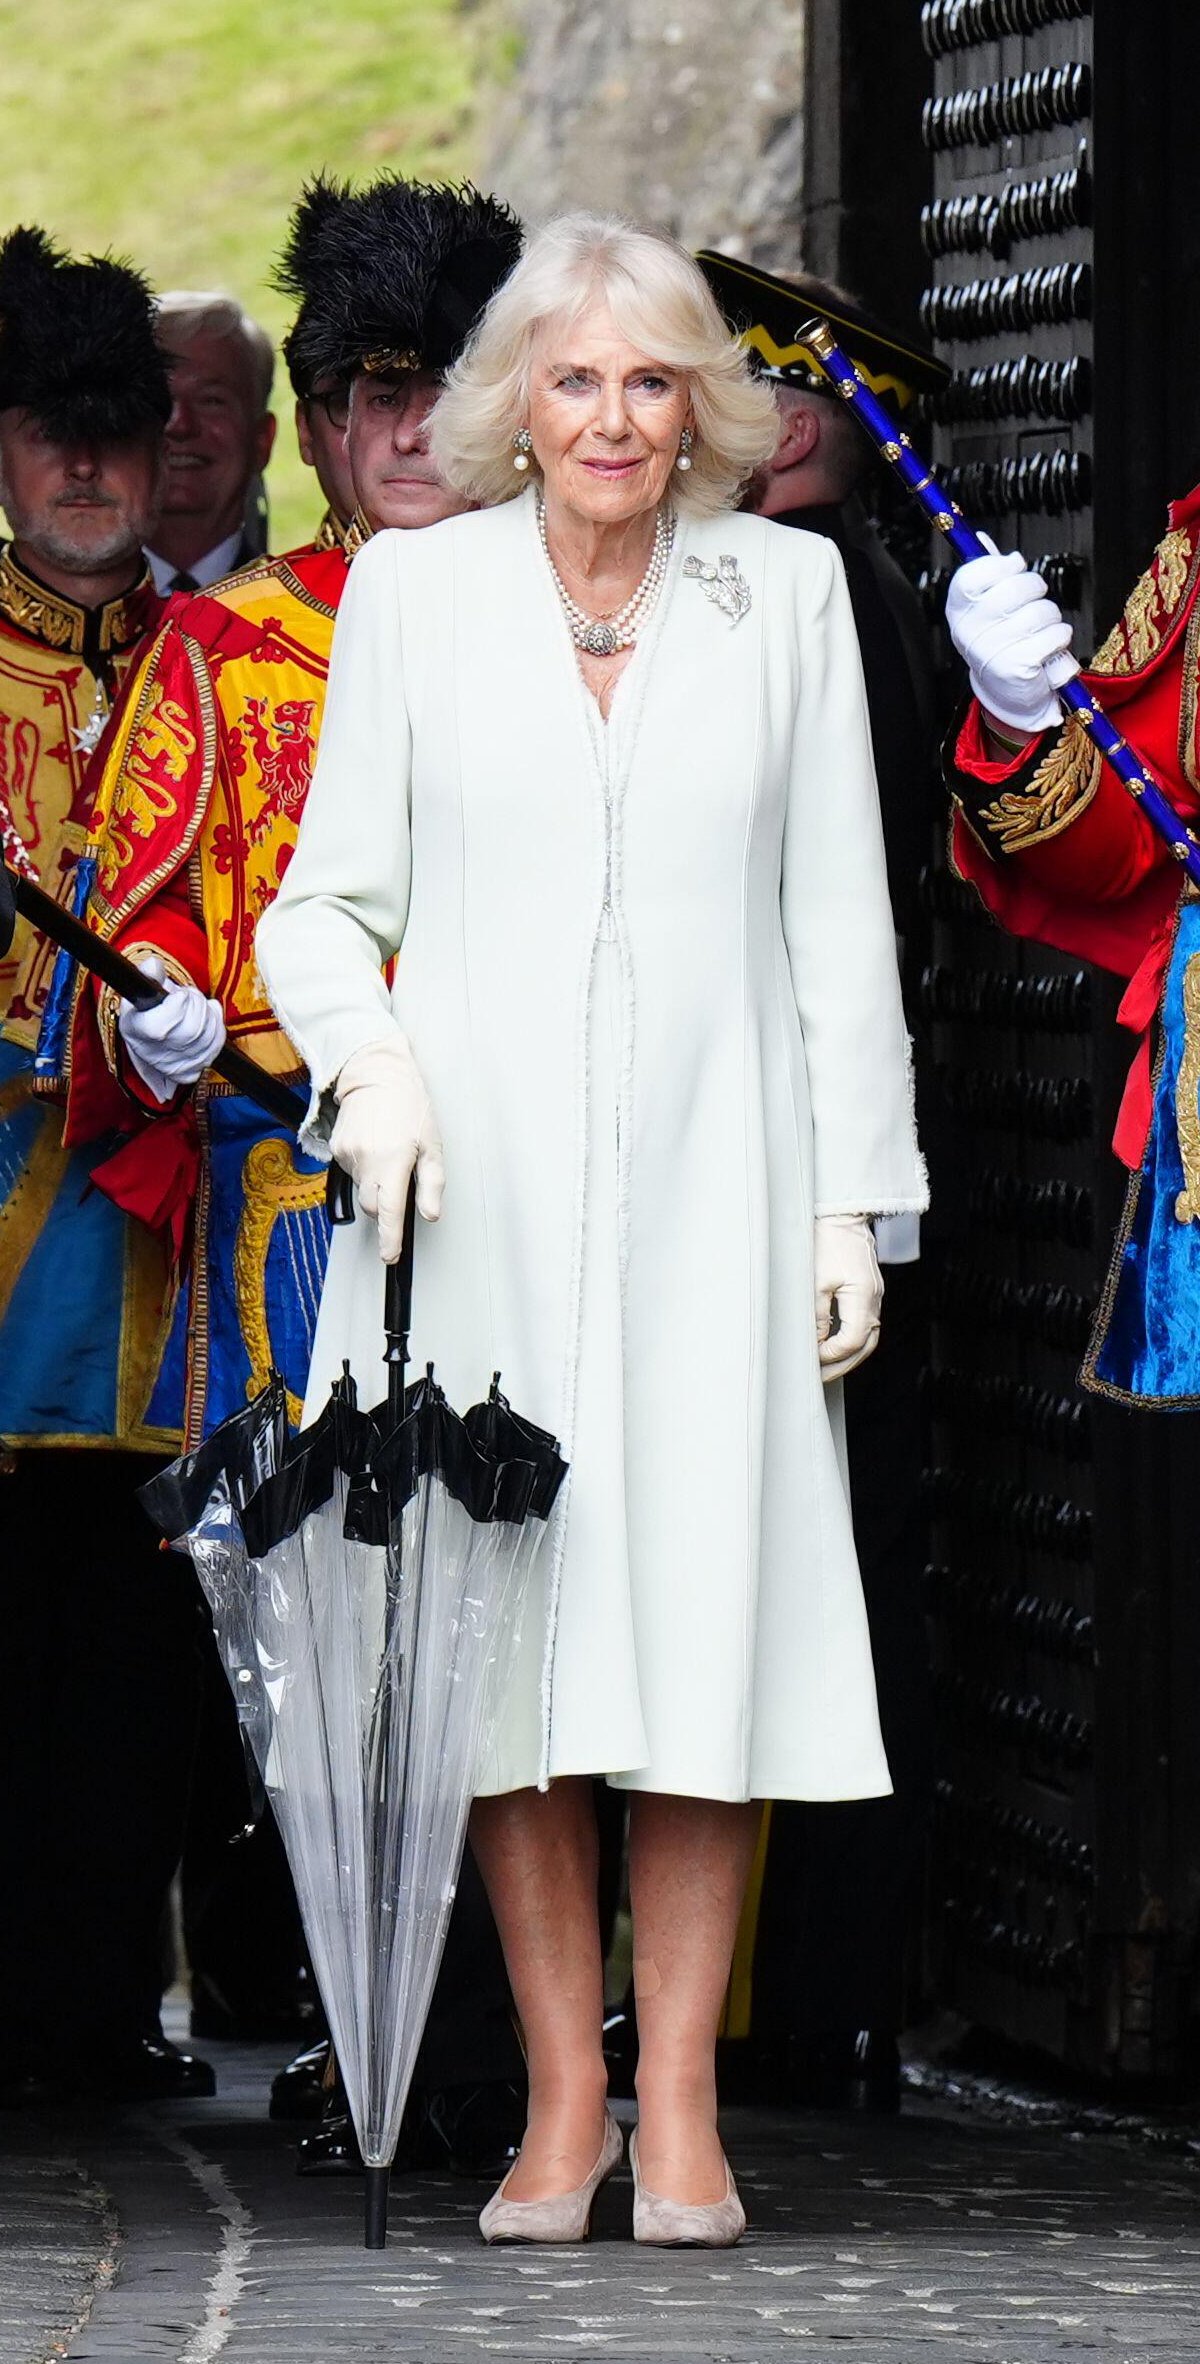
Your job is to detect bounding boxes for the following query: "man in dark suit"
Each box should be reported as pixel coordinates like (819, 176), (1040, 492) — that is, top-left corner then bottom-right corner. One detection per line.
(144, 291), (277, 592)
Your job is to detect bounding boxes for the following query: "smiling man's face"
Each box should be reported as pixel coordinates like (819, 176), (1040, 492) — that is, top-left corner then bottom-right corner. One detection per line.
(157, 327), (276, 558)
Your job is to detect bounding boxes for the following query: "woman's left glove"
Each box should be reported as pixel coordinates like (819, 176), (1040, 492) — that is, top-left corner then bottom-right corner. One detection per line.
(330, 1033), (445, 1263)
(814, 1215), (883, 1383)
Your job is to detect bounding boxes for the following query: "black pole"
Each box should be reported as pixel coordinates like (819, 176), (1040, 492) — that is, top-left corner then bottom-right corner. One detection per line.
(3, 859), (308, 1132)
(364, 2163), (390, 2249)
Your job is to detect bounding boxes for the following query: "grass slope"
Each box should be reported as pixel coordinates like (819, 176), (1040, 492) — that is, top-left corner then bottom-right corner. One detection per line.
(0, 0), (513, 548)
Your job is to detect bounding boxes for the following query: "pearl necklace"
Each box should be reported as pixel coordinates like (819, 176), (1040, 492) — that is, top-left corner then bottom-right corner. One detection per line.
(537, 496), (674, 657)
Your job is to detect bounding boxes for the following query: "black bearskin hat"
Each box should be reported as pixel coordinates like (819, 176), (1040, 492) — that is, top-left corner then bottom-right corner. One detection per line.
(0, 226), (172, 440)
(276, 175), (351, 397)
(277, 174), (522, 394)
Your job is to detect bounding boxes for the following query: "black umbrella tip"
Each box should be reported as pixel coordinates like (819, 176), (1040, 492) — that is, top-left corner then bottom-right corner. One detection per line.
(364, 2164), (390, 2248)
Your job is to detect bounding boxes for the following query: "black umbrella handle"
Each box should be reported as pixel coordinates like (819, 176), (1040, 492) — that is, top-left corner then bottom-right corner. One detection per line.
(325, 1162), (357, 1225)
(383, 1178), (418, 1423)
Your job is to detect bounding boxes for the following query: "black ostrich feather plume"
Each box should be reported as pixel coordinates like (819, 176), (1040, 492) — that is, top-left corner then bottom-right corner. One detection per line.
(276, 174), (355, 397)
(0, 225), (170, 440)
(276, 176), (522, 393)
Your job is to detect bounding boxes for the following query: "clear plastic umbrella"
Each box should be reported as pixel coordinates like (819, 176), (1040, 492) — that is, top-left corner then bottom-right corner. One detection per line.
(141, 1190), (567, 2247)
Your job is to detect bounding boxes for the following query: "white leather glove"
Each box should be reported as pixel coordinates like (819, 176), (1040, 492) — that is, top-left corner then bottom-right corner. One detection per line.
(117, 955), (225, 1104)
(815, 1215), (883, 1383)
(945, 538), (1077, 736)
(330, 1033), (445, 1263)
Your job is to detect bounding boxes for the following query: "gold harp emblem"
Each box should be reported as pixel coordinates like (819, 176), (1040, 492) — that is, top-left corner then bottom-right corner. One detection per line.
(233, 1136), (328, 1423)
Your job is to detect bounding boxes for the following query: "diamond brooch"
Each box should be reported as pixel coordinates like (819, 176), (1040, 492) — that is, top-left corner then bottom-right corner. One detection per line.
(683, 553), (751, 626)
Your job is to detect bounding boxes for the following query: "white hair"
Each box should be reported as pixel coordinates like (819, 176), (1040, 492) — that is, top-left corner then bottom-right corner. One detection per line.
(155, 290), (275, 413)
(430, 212), (779, 519)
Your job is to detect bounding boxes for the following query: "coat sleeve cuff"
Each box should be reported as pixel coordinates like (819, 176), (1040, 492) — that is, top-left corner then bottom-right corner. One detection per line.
(946, 697), (1101, 860)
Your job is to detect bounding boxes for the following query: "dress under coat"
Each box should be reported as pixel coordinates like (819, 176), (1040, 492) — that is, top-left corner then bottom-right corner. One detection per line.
(255, 491), (927, 1804)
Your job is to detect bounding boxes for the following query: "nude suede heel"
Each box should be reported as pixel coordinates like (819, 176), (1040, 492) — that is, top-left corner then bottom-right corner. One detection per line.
(479, 2109), (624, 2243)
(629, 2127), (746, 2247)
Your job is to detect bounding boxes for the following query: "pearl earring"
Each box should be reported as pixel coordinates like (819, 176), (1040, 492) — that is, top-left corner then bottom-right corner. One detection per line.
(513, 427), (533, 473)
(676, 426), (694, 472)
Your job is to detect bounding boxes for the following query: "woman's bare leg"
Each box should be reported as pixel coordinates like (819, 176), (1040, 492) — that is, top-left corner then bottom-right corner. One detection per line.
(629, 1792), (762, 2202)
(469, 1777), (609, 2199)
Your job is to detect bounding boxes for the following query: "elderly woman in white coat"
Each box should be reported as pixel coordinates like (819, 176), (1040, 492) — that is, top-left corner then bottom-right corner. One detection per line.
(256, 213), (926, 2248)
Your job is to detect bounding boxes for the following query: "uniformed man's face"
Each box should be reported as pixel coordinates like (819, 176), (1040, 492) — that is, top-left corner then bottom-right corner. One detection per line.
(0, 409), (163, 574)
(528, 303), (692, 530)
(296, 385), (356, 526)
(158, 329), (276, 545)
(346, 368), (472, 532)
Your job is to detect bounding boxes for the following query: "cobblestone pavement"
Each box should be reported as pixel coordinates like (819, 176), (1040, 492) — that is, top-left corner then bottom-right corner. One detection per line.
(0, 2135), (115, 2364)
(3, 2040), (1199, 2364)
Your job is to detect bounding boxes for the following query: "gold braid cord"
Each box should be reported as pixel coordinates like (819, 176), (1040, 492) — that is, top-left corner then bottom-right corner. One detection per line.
(975, 714), (1104, 855)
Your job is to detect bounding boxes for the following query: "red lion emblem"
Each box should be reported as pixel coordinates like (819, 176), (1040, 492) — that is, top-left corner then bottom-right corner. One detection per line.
(234, 694), (317, 844)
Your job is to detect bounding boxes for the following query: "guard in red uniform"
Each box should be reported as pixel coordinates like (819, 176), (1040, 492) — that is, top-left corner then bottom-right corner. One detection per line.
(67, 174), (532, 2172)
(945, 496), (1200, 1401)
(0, 226), (215, 2102)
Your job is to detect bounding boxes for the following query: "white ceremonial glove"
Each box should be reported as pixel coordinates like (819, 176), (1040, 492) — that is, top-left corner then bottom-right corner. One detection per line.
(330, 1033), (445, 1263)
(117, 955), (226, 1105)
(814, 1215), (884, 1384)
(945, 537), (1078, 736)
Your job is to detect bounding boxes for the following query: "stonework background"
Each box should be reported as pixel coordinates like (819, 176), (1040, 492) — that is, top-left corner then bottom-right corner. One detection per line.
(485, 1), (806, 268)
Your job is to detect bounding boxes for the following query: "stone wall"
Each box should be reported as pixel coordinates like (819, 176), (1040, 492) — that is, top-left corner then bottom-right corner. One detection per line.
(484, 1), (805, 269)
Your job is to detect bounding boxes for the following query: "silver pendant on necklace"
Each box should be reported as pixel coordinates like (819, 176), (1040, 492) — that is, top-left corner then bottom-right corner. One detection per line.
(683, 552), (752, 626)
(581, 621), (619, 658)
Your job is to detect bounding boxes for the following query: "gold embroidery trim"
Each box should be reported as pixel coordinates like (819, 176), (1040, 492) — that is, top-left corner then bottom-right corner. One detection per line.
(216, 551), (341, 622)
(232, 1135), (327, 1427)
(342, 508), (374, 559)
(1092, 524), (1200, 679)
(0, 547), (152, 654)
(1175, 951), (1200, 1222)
(313, 509), (351, 554)
(976, 715), (1103, 855)
(1179, 581), (1200, 797)
(184, 1079), (215, 1450)
(1158, 525), (1192, 615)
(271, 557), (343, 621)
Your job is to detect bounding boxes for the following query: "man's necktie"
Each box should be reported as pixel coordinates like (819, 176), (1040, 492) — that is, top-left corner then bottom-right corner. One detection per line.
(168, 570), (199, 594)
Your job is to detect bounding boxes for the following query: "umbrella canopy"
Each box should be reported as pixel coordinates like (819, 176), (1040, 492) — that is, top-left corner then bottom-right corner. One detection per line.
(141, 1236), (566, 2248)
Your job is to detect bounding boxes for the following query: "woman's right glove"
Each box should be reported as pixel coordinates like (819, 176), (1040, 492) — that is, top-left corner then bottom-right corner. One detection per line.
(945, 540), (1077, 736)
(330, 1034), (445, 1263)
(814, 1215), (884, 1383)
